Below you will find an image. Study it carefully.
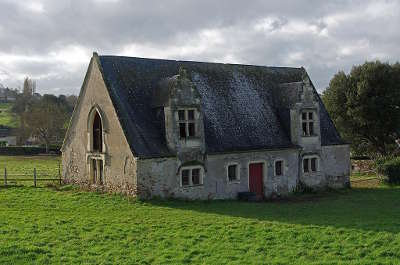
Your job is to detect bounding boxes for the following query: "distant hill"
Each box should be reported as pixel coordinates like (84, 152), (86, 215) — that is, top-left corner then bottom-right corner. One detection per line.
(0, 103), (19, 128)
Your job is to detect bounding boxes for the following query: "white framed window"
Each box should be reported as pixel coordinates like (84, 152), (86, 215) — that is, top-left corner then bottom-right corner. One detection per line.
(301, 111), (315, 136)
(178, 109), (196, 139)
(180, 166), (203, 187)
(227, 163), (240, 183)
(303, 156), (319, 173)
(87, 107), (106, 153)
(274, 160), (284, 176)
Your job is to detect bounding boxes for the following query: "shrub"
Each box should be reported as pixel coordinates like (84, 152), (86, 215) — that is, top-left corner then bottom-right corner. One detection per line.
(377, 156), (400, 184)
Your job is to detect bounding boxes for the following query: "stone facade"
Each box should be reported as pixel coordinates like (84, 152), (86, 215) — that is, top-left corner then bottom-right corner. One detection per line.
(62, 57), (137, 195)
(62, 54), (351, 200)
(137, 148), (299, 200)
(135, 145), (350, 200)
(321, 144), (351, 188)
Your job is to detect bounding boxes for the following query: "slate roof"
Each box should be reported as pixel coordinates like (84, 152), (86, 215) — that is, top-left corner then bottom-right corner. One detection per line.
(97, 55), (345, 158)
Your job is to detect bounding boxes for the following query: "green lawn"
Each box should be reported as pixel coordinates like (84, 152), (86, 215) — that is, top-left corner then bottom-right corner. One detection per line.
(0, 155), (60, 182)
(0, 103), (19, 128)
(1, 182), (400, 264)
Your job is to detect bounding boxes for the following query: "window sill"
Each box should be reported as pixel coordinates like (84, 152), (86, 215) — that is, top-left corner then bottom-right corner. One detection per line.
(301, 135), (318, 138)
(86, 152), (106, 160)
(179, 136), (201, 140)
(87, 151), (106, 154)
(302, 171), (319, 175)
(181, 184), (204, 188)
(228, 180), (240, 184)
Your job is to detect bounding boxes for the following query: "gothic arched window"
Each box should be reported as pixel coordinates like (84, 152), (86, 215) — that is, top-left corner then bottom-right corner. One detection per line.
(92, 111), (103, 152)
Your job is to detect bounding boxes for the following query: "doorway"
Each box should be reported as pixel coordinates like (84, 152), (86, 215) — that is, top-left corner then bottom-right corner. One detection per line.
(249, 163), (263, 197)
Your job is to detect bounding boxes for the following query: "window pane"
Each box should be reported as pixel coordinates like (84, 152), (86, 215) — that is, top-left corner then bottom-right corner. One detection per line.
(228, 165), (237, 181)
(178, 110), (185, 121)
(308, 112), (313, 120)
(309, 122), (314, 135)
(192, 168), (201, 185)
(311, 158), (317, 172)
(275, 161), (282, 176)
(182, 169), (190, 186)
(93, 112), (102, 152)
(302, 122), (308, 136)
(188, 122), (195, 137)
(303, 158), (309, 173)
(188, 110), (195, 120)
(302, 112), (307, 120)
(179, 123), (186, 138)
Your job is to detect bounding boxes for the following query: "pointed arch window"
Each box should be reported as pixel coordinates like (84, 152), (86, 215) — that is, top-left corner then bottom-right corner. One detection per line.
(92, 111), (103, 152)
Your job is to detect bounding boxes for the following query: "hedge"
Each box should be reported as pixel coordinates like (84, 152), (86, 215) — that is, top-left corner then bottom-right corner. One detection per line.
(377, 156), (400, 184)
(0, 146), (60, 156)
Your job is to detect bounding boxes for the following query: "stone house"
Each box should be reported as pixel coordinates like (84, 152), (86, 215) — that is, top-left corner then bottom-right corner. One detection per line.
(61, 53), (350, 199)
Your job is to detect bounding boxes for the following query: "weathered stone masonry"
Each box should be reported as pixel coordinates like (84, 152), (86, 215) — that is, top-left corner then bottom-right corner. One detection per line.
(62, 53), (350, 199)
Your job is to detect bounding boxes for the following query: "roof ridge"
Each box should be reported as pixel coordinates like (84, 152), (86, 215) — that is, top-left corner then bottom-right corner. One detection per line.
(98, 54), (303, 70)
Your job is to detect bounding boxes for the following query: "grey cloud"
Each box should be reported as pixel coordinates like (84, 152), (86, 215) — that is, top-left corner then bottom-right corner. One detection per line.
(0, 0), (399, 94)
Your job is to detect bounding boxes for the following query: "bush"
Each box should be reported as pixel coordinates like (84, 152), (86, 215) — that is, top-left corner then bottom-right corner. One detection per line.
(377, 156), (400, 184)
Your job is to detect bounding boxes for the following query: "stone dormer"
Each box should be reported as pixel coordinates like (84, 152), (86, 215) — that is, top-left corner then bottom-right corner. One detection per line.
(153, 67), (205, 162)
(294, 71), (321, 152)
(278, 70), (321, 152)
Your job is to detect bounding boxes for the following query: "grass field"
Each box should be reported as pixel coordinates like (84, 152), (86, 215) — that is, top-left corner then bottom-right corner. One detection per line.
(0, 155), (60, 184)
(0, 103), (19, 128)
(0, 159), (400, 264)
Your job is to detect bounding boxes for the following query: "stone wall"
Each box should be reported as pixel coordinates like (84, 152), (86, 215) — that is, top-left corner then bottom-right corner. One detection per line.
(321, 144), (351, 188)
(136, 148), (300, 200)
(136, 144), (350, 200)
(61, 58), (138, 195)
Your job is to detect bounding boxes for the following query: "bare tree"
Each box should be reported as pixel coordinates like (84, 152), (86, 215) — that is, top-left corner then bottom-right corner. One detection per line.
(23, 95), (69, 152)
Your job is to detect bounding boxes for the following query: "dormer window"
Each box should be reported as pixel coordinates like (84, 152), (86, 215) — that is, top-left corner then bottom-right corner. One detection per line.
(178, 109), (196, 138)
(302, 111), (315, 136)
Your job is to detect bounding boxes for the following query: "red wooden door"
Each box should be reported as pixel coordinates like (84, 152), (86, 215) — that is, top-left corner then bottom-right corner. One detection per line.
(249, 163), (263, 197)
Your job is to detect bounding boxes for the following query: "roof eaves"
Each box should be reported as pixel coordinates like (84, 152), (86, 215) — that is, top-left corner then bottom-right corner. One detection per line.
(206, 145), (302, 156)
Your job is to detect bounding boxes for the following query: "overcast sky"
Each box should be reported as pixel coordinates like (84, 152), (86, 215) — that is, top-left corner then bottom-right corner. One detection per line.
(0, 0), (399, 95)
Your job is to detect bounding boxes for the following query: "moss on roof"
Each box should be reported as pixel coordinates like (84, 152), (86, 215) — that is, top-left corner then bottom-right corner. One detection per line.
(98, 55), (344, 158)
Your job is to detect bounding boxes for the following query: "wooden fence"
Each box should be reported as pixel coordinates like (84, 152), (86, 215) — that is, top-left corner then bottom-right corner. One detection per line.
(2, 165), (61, 187)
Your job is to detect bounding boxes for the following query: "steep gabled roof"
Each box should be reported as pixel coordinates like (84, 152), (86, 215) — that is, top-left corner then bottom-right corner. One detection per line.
(95, 54), (344, 158)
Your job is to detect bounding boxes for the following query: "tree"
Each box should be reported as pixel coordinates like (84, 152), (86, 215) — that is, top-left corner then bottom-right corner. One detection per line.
(10, 77), (39, 144)
(22, 77), (35, 97)
(23, 95), (69, 152)
(66, 95), (78, 112)
(322, 61), (400, 157)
